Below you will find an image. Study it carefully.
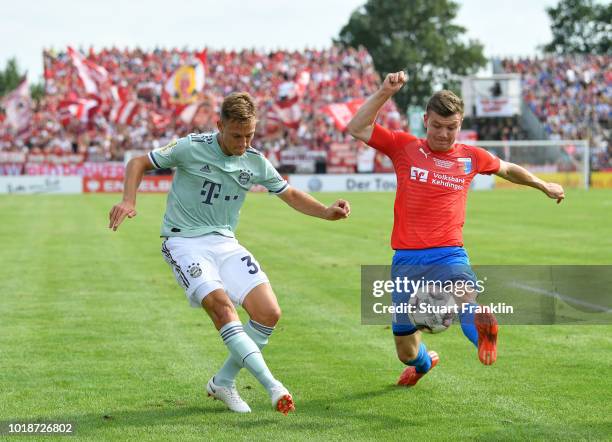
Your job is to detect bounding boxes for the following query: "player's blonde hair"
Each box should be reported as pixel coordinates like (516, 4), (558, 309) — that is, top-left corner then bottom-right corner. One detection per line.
(221, 92), (258, 123)
(426, 90), (464, 117)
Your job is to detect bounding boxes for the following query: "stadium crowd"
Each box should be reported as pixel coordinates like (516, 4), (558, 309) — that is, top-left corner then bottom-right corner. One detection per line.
(502, 55), (611, 168)
(2, 50), (610, 171)
(0, 46), (402, 161)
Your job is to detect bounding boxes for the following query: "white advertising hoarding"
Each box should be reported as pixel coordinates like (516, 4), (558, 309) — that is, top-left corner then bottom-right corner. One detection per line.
(289, 174), (397, 192)
(0, 176), (83, 194)
(288, 174), (494, 192)
(461, 74), (522, 117)
(0, 174), (494, 194)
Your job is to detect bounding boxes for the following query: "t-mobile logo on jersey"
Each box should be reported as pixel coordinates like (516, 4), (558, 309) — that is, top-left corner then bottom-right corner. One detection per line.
(410, 166), (429, 183)
(201, 179), (222, 205)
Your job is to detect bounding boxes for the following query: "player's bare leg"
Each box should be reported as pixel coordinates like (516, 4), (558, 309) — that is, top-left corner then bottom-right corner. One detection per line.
(242, 283), (281, 328)
(201, 288), (241, 330)
(395, 331), (421, 363)
(201, 288), (287, 413)
(395, 332), (439, 386)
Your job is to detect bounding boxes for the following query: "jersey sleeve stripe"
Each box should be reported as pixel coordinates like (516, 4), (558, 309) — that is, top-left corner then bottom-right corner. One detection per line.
(148, 151), (162, 169)
(270, 183), (289, 194)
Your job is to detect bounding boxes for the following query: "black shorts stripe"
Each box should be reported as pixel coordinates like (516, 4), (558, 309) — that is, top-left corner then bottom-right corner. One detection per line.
(161, 240), (190, 288)
(162, 245), (189, 289)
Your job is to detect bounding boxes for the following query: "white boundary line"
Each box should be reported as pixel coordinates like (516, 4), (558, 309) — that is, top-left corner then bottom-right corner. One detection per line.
(509, 282), (612, 313)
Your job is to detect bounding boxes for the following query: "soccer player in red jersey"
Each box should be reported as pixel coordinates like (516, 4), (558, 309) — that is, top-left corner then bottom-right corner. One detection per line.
(348, 71), (565, 386)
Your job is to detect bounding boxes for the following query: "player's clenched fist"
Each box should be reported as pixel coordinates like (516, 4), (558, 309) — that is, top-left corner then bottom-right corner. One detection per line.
(109, 201), (137, 231)
(382, 71), (408, 95)
(542, 182), (565, 204)
(324, 199), (351, 221)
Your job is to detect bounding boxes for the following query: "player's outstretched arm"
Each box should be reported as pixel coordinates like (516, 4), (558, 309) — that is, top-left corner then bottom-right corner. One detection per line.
(496, 160), (565, 204)
(108, 155), (155, 231)
(277, 187), (350, 221)
(346, 71), (407, 143)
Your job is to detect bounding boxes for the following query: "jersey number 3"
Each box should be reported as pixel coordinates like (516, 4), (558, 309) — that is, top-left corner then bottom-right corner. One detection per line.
(241, 256), (259, 274)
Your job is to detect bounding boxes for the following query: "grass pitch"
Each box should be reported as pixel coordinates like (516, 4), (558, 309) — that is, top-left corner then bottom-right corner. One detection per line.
(1, 189), (611, 440)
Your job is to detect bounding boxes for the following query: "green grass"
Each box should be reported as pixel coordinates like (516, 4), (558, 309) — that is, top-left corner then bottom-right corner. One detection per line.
(1, 189), (611, 441)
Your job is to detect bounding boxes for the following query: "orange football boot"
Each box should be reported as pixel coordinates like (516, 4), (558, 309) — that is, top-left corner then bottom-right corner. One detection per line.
(397, 351), (439, 386)
(276, 394), (295, 415)
(475, 311), (498, 365)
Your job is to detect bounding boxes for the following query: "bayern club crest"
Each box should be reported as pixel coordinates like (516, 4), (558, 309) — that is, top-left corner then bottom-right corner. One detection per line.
(187, 262), (202, 278)
(238, 169), (254, 186)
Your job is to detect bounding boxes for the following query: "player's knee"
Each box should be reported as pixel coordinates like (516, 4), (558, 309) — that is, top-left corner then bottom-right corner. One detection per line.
(254, 305), (281, 327)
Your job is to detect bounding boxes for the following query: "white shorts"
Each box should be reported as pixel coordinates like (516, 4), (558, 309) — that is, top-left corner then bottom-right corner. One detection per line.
(161, 234), (269, 308)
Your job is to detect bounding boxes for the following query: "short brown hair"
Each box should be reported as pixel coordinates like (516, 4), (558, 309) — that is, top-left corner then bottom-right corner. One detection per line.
(221, 92), (257, 122)
(426, 90), (464, 117)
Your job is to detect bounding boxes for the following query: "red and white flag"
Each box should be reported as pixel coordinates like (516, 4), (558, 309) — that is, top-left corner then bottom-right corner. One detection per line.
(268, 103), (302, 129)
(269, 71), (310, 129)
(164, 50), (207, 105)
(321, 99), (365, 131)
(58, 97), (100, 126)
(109, 101), (140, 125)
(178, 102), (200, 124)
(0, 77), (31, 133)
(67, 46), (109, 95)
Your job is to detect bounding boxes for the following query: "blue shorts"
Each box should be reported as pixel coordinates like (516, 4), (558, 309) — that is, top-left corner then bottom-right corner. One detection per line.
(391, 246), (477, 336)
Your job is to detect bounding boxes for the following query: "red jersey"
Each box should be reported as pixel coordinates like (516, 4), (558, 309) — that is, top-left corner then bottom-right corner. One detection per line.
(367, 124), (500, 250)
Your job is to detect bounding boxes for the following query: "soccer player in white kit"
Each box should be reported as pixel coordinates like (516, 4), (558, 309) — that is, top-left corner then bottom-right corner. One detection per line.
(109, 92), (350, 414)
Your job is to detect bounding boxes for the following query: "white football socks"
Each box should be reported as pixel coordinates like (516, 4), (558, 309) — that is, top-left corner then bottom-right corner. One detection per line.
(217, 321), (279, 392)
